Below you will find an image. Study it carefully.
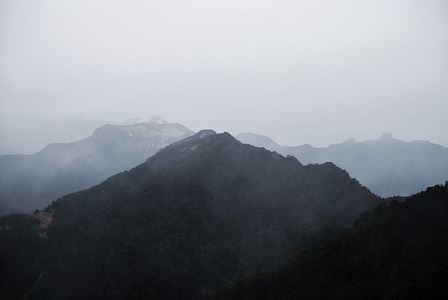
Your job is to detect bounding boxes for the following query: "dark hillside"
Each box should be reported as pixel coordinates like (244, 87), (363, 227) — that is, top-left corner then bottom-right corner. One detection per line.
(0, 131), (381, 300)
(207, 183), (448, 300)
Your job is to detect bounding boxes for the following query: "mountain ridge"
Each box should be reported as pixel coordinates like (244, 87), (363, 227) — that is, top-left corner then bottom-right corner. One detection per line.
(0, 120), (194, 215)
(0, 131), (382, 299)
(236, 132), (448, 197)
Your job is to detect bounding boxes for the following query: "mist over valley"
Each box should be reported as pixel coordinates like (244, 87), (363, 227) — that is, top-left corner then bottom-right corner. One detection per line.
(1, 123), (447, 299)
(0, 116), (193, 215)
(1, 131), (384, 298)
(0, 115), (116, 156)
(1, 1), (447, 298)
(1, 116), (446, 216)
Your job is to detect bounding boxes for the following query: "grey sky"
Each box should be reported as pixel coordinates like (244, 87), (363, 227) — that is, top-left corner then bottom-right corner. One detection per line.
(1, 0), (447, 147)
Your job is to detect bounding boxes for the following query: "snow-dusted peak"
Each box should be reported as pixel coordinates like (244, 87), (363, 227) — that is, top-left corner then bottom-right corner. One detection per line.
(150, 115), (169, 125)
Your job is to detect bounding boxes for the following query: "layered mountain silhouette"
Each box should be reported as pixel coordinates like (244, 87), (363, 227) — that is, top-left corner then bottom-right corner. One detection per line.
(0, 131), (381, 300)
(237, 132), (448, 197)
(0, 117), (194, 215)
(207, 182), (448, 299)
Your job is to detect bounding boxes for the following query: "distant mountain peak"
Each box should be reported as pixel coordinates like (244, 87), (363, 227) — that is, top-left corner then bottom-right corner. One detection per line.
(235, 132), (281, 150)
(150, 115), (169, 125)
(166, 130), (216, 150)
(341, 137), (357, 146)
(198, 129), (216, 138)
(380, 132), (393, 140)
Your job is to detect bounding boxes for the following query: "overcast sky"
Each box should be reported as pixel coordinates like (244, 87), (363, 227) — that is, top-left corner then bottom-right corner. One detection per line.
(1, 0), (447, 147)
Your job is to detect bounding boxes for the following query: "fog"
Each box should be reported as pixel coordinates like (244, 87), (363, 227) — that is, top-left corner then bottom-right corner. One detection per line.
(1, 0), (447, 147)
(0, 120), (194, 215)
(237, 132), (448, 197)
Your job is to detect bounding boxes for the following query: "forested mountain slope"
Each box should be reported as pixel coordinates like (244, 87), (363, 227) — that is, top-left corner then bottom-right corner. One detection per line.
(207, 182), (448, 300)
(0, 131), (381, 300)
(0, 119), (193, 215)
(237, 132), (448, 197)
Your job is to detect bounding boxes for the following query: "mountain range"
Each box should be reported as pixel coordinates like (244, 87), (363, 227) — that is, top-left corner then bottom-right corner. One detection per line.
(237, 132), (448, 197)
(0, 130), (382, 299)
(2, 117), (446, 216)
(0, 116), (193, 215)
(2, 113), (446, 198)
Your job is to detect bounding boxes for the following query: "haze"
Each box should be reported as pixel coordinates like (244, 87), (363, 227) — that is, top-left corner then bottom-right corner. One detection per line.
(1, 0), (447, 147)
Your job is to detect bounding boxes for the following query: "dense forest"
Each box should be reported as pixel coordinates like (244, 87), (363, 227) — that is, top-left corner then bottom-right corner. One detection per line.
(0, 131), (382, 299)
(207, 183), (448, 300)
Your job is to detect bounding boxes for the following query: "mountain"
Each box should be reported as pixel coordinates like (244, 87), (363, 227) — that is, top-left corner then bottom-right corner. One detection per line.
(0, 131), (381, 300)
(120, 115), (170, 126)
(236, 132), (448, 197)
(121, 117), (144, 125)
(235, 132), (283, 153)
(207, 182), (448, 300)
(0, 115), (116, 155)
(0, 118), (194, 215)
